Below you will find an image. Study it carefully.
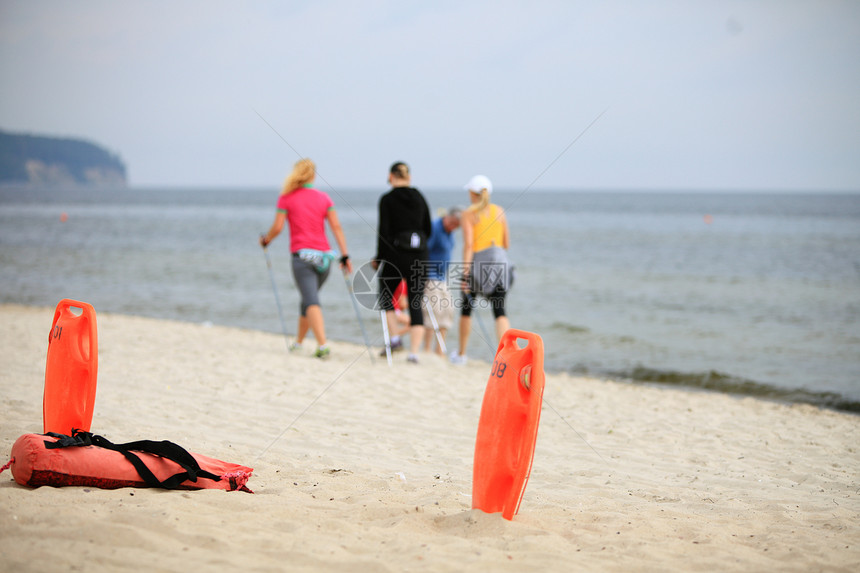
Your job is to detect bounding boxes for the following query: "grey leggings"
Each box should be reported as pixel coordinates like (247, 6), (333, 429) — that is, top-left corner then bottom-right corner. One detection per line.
(291, 254), (330, 316)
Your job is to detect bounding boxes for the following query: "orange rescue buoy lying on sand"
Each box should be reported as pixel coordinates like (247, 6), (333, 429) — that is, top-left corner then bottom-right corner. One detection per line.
(43, 299), (98, 435)
(472, 329), (546, 520)
(9, 431), (253, 492)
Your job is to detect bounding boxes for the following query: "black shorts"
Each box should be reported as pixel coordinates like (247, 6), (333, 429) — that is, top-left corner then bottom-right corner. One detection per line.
(460, 285), (507, 319)
(378, 251), (427, 326)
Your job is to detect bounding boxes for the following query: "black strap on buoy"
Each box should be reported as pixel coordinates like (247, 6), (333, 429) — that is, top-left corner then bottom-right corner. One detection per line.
(45, 429), (221, 489)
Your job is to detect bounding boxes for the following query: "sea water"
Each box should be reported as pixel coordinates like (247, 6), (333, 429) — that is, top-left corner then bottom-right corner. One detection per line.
(1, 186), (858, 412)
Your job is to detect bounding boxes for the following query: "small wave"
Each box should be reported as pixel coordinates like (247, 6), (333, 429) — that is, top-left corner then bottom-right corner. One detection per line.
(606, 366), (860, 414)
(549, 321), (590, 334)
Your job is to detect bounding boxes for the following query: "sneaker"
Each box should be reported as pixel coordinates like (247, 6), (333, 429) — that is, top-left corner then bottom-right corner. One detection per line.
(449, 352), (468, 366)
(289, 341), (302, 352)
(407, 353), (419, 364)
(314, 346), (331, 359)
(379, 339), (403, 357)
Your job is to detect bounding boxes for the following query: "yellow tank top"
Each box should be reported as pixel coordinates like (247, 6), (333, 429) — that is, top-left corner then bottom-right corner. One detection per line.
(472, 204), (505, 252)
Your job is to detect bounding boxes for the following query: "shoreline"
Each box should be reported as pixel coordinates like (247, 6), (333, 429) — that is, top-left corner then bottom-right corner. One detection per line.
(8, 301), (857, 415)
(2, 303), (858, 572)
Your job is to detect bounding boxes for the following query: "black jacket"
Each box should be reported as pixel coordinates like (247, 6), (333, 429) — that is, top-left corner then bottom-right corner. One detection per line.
(375, 187), (432, 263)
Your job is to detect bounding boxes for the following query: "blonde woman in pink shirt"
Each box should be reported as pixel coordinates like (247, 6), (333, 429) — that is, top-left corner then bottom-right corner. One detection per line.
(260, 158), (352, 358)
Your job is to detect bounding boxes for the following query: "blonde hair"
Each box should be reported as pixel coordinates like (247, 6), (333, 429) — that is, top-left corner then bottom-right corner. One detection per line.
(466, 189), (491, 214)
(282, 158), (316, 195)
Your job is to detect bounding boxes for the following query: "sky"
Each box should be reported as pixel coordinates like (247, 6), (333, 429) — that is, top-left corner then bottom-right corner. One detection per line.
(1, 0), (859, 191)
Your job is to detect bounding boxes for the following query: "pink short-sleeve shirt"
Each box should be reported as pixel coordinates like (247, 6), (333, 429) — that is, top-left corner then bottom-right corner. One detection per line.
(276, 187), (334, 252)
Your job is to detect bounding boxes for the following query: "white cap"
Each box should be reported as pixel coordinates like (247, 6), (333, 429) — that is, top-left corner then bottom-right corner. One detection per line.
(464, 174), (492, 194)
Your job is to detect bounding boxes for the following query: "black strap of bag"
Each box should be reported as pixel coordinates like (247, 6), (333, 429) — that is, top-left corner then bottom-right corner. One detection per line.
(45, 430), (221, 489)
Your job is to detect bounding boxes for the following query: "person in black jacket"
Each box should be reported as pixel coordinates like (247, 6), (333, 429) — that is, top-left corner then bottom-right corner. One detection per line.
(373, 161), (432, 363)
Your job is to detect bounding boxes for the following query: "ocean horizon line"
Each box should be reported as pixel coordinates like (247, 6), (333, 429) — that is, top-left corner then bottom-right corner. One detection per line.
(5, 183), (858, 195)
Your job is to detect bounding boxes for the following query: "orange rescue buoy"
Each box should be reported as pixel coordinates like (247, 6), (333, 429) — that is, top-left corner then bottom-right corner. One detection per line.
(472, 329), (545, 520)
(43, 299), (98, 434)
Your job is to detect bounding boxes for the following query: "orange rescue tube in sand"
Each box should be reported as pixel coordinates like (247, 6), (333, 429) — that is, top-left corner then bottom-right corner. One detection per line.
(472, 329), (545, 520)
(43, 299), (98, 434)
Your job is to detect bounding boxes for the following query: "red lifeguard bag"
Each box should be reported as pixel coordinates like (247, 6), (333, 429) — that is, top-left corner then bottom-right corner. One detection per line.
(8, 431), (253, 492)
(43, 299), (98, 435)
(472, 329), (545, 520)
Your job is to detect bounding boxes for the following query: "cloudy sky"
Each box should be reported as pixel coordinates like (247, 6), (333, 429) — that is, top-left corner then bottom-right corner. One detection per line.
(1, 1), (858, 191)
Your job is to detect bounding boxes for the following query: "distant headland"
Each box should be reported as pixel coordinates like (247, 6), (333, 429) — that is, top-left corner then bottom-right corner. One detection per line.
(0, 130), (127, 187)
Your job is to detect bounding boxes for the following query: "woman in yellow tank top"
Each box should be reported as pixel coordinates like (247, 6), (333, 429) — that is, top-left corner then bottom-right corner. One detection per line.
(451, 175), (511, 365)
(471, 202), (506, 252)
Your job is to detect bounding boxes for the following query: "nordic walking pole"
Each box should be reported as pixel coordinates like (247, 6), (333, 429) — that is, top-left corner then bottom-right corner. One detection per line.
(261, 236), (291, 352)
(380, 309), (393, 367)
(423, 295), (447, 355)
(343, 271), (375, 364)
(473, 304), (496, 360)
(465, 284), (495, 359)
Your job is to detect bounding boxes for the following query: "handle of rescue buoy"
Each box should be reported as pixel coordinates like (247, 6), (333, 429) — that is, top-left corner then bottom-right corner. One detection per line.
(520, 365), (532, 390)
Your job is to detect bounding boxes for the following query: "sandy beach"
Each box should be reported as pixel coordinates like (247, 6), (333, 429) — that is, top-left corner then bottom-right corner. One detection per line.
(1, 303), (858, 572)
